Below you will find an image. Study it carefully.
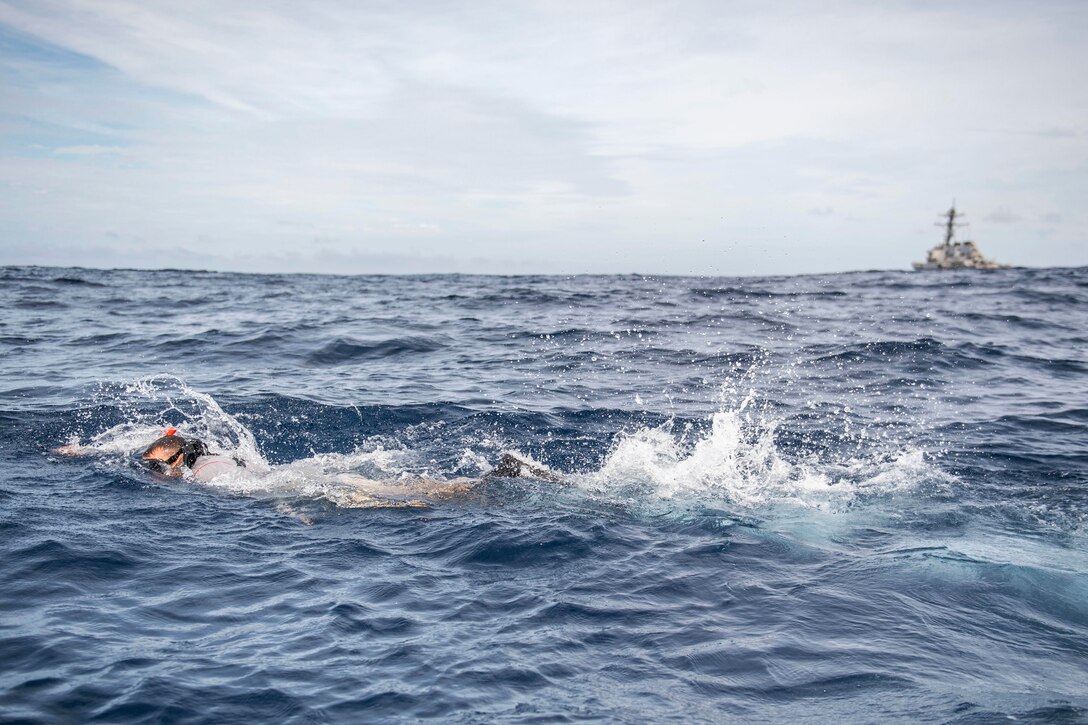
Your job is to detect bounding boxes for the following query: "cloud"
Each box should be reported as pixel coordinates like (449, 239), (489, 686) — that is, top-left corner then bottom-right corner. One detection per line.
(1, 0), (1087, 273)
(1032, 126), (1080, 139)
(985, 206), (1022, 224)
(0, 0), (394, 117)
(0, 238), (549, 275)
(53, 144), (128, 156)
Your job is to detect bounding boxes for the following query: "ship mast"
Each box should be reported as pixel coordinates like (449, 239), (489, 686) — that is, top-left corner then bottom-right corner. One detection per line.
(937, 204), (966, 247)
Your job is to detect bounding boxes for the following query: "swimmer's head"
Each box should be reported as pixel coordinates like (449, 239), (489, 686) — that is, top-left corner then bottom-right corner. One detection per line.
(141, 434), (207, 474)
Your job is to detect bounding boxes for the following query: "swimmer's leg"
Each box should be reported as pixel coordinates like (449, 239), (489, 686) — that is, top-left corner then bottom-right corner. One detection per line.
(484, 453), (565, 483)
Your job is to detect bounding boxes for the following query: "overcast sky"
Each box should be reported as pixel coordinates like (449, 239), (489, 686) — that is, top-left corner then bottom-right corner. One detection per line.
(1, 0), (1085, 275)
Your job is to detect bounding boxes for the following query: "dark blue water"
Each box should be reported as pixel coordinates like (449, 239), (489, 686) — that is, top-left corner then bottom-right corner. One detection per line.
(2, 265), (1086, 723)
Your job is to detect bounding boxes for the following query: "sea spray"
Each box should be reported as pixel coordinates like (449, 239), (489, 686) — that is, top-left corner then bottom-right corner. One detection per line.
(587, 406), (951, 511)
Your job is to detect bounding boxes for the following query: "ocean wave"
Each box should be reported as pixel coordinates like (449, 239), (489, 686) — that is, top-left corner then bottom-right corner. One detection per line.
(49, 276), (108, 287)
(305, 336), (445, 365)
(690, 286), (848, 299)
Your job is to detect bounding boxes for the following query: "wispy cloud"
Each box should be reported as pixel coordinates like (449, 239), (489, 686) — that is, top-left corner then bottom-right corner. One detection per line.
(985, 206), (1022, 224)
(53, 144), (128, 156)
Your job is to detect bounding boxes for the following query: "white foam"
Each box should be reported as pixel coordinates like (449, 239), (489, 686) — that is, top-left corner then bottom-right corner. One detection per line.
(582, 409), (951, 511)
(195, 445), (416, 499)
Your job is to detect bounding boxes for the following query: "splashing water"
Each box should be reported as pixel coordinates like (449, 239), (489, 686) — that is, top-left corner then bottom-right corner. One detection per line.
(66, 375), (268, 467)
(586, 407), (950, 512)
(62, 376), (481, 508)
(62, 374), (949, 519)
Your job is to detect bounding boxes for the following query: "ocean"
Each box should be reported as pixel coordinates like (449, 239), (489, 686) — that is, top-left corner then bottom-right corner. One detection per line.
(1, 265), (1086, 723)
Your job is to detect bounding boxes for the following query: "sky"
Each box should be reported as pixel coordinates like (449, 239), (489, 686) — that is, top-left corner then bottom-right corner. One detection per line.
(1, 0), (1085, 275)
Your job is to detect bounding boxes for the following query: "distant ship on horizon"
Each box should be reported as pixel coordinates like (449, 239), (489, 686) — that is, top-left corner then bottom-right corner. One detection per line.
(913, 205), (1010, 270)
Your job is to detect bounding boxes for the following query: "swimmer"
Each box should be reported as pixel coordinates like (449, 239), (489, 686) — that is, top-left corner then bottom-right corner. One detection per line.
(139, 429), (244, 482)
(54, 428), (563, 509)
(136, 429), (560, 486)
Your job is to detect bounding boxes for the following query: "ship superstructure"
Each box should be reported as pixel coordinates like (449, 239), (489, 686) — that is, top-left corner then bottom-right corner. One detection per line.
(913, 205), (1009, 270)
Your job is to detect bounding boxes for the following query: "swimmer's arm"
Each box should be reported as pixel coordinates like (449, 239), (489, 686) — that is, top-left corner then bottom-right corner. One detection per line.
(338, 473), (476, 497)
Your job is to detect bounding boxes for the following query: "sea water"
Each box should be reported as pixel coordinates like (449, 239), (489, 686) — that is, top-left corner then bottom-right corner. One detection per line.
(1, 265), (1086, 722)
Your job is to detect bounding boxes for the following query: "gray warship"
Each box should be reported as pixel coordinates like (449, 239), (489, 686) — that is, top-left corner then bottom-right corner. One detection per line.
(913, 205), (1009, 270)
